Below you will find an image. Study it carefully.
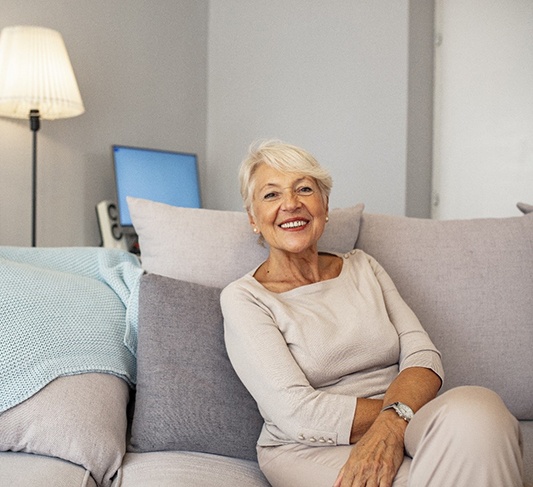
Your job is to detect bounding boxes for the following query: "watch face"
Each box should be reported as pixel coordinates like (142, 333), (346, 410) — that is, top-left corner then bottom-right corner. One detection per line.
(395, 403), (413, 420)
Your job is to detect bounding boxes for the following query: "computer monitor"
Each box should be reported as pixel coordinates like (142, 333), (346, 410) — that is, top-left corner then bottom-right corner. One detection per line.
(112, 145), (201, 230)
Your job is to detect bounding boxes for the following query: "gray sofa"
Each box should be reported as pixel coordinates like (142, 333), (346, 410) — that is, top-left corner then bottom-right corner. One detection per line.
(0, 197), (531, 486)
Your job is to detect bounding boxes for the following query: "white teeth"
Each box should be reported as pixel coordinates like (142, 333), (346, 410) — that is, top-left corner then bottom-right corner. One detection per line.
(280, 220), (307, 229)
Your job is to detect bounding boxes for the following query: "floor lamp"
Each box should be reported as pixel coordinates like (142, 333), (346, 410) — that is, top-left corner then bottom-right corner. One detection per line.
(0, 25), (84, 246)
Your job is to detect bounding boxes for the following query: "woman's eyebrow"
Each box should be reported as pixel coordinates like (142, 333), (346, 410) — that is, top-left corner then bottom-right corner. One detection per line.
(258, 182), (280, 192)
(258, 177), (311, 193)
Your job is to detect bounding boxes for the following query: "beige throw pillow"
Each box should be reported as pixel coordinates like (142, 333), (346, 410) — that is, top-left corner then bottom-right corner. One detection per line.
(128, 197), (364, 288)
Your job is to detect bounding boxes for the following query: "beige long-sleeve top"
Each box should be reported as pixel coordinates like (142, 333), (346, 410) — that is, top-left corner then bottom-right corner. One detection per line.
(221, 250), (444, 448)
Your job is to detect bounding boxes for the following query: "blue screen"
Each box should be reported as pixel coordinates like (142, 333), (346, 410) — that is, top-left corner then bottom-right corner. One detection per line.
(113, 145), (201, 228)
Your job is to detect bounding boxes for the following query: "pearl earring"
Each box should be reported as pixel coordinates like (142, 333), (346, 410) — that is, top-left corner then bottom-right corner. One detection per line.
(253, 228), (259, 234)
(325, 216), (329, 222)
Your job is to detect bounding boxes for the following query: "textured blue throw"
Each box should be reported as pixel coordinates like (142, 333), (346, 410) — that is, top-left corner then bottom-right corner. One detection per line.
(0, 246), (144, 413)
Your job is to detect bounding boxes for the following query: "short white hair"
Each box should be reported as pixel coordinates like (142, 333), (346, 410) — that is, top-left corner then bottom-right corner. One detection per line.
(239, 140), (333, 212)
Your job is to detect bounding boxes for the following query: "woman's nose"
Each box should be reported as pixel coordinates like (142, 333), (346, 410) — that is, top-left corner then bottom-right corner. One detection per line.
(281, 190), (301, 210)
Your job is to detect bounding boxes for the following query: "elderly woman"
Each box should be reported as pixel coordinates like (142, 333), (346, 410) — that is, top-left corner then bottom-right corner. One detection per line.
(220, 140), (523, 487)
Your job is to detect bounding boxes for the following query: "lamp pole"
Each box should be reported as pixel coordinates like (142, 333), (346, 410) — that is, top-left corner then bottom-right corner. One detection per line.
(29, 109), (40, 247)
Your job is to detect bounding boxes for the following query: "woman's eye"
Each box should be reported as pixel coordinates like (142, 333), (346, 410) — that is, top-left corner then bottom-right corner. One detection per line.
(263, 192), (278, 200)
(297, 186), (314, 195)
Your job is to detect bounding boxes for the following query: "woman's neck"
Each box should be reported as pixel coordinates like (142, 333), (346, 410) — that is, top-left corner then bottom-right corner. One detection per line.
(254, 250), (342, 293)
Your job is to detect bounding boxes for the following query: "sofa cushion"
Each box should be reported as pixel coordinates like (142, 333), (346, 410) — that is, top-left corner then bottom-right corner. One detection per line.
(355, 211), (533, 419)
(127, 197), (363, 288)
(114, 452), (270, 487)
(129, 273), (264, 461)
(0, 451), (97, 487)
(521, 421), (533, 487)
(0, 373), (129, 487)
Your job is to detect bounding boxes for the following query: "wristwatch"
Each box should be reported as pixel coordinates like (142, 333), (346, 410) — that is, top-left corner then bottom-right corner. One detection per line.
(381, 402), (414, 422)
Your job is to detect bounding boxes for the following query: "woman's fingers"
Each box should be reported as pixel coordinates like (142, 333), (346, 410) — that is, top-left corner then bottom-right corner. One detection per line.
(335, 417), (405, 487)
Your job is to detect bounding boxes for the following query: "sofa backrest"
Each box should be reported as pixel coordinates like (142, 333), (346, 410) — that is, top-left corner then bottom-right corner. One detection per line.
(355, 211), (533, 420)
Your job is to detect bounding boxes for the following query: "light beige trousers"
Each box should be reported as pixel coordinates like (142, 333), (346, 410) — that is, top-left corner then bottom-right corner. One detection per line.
(257, 386), (524, 487)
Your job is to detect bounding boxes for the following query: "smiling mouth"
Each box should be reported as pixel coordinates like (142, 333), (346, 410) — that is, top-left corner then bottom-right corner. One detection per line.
(279, 220), (308, 229)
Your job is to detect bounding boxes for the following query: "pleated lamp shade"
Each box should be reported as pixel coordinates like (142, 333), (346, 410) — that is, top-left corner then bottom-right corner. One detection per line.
(0, 25), (84, 120)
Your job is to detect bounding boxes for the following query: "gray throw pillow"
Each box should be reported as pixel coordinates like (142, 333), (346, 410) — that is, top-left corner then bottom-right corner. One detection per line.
(129, 273), (264, 461)
(356, 211), (533, 419)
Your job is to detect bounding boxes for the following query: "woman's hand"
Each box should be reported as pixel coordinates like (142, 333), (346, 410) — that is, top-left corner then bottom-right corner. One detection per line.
(333, 411), (406, 487)
(336, 368), (441, 486)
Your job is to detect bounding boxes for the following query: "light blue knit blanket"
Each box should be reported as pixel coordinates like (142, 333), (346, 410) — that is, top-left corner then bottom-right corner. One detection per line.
(0, 246), (144, 413)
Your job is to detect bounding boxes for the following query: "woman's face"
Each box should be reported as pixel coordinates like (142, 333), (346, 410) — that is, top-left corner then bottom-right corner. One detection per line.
(248, 164), (328, 256)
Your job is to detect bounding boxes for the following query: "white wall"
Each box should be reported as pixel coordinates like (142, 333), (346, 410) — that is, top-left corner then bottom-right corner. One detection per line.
(433, 0), (533, 219)
(0, 1), (434, 247)
(206, 1), (412, 215)
(0, 0), (208, 246)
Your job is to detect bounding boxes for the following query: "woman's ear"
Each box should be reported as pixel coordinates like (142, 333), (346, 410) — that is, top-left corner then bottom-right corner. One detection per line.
(247, 210), (259, 234)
